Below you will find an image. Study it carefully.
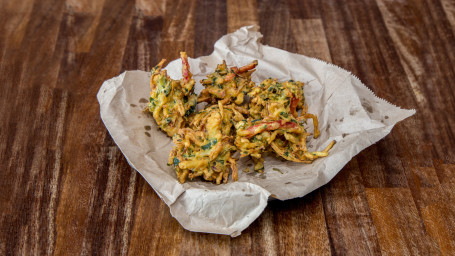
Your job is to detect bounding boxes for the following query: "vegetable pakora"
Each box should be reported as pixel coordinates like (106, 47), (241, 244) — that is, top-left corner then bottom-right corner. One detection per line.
(168, 104), (247, 184)
(235, 78), (334, 169)
(198, 60), (258, 105)
(249, 78), (307, 121)
(146, 52), (198, 137)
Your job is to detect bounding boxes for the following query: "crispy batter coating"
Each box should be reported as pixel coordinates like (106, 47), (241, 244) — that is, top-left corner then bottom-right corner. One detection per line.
(146, 52), (197, 137)
(198, 60), (258, 105)
(168, 104), (247, 184)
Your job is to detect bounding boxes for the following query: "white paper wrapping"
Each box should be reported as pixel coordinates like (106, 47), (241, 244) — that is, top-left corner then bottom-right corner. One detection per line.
(97, 26), (415, 237)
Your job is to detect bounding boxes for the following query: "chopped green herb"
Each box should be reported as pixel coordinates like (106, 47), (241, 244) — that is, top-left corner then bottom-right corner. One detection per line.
(201, 138), (218, 150)
(158, 76), (166, 86)
(185, 104), (196, 117)
(272, 168), (283, 174)
(173, 158), (180, 167)
(164, 86), (170, 96)
(201, 142), (211, 150)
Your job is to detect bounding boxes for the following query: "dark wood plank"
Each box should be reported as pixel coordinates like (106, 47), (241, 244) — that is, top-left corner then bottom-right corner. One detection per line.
(322, 159), (382, 255)
(227, 0), (259, 33)
(270, 192), (331, 255)
(419, 185), (455, 255)
(257, 0), (297, 53)
(179, 231), (232, 256)
(121, 8), (164, 71)
(0, 0), (35, 58)
(160, 0), (197, 61)
(127, 179), (167, 256)
(52, 0), (135, 254)
(194, 0), (227, 57)
(290, 18), (331, 62)
(0, 0), (66, 254)
(365, 188), (440, 255)
(376, 0), (455, 167)
(441, 0), (455, 33)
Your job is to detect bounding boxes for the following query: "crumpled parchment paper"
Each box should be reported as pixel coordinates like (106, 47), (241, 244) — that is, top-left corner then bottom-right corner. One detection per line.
(97, 26), (415, 237)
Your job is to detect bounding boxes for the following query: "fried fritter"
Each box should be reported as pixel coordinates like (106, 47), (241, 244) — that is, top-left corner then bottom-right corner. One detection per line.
(248, 78), (307, 121)
(168, 104), (247, 184)
(146, 52), (197, 137)
(235, 78), (333, 169)
(198, 60), (258, 105)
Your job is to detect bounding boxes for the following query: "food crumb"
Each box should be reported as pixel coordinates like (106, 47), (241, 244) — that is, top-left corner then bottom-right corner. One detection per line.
(272, 168), (283, 174)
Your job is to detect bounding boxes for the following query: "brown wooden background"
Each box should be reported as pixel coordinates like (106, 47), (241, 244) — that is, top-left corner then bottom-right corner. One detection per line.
(1, 0), (455, 255)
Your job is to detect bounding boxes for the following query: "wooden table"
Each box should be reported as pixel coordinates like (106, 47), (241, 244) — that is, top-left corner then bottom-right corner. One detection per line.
(1, 0), (454, 255)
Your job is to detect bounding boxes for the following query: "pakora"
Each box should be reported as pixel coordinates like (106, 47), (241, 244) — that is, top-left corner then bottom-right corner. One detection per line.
(235, 78), (334, 169)
(168, 103), (247, 184)
(249, 78), (306, 120)
(198, 60), (258, 105)
(146, 52), (198, 137)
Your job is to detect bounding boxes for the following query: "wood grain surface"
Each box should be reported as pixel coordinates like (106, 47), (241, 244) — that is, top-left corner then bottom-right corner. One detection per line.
(1, 0), (454, 255)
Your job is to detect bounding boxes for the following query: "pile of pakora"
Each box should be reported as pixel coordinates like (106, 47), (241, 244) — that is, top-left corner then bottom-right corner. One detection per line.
(145, 52), (334, 184)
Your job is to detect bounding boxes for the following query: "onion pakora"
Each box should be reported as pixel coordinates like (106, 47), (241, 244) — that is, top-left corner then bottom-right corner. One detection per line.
(198, 60), (258, 105)
(249, 78), (307, 121)
(235, 78), (334, 170)
(146, 52), (197, 137)
(168, 103), (247, 184)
